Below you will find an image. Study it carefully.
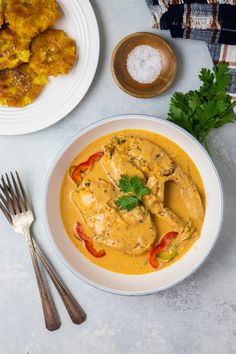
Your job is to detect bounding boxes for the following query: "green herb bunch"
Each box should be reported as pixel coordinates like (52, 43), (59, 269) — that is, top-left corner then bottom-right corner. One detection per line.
(168, 64), (236, 153)
(115, 175), (150, 212)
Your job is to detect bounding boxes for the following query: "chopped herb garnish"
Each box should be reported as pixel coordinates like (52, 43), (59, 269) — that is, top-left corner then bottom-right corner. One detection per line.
(167, 64), (236, 153)
(115, 175), (150, 212)
(115, 195), (139, 211)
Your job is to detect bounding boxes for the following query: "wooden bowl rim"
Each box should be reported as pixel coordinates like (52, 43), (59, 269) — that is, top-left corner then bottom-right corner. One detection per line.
(111, 32), (177, 98)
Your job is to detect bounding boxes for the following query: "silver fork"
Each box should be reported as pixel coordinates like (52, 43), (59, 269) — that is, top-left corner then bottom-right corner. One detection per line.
(0, 172), (86, 330)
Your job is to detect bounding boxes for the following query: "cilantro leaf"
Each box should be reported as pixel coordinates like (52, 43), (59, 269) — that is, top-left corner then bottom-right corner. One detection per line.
(118, 176), (133, 193)
(115, 195), (139, 211)
(118, 175), (150, 197)
(115, 175), (150, 212)
(168, 64), (236, 153)
(130, 176), (149, 198)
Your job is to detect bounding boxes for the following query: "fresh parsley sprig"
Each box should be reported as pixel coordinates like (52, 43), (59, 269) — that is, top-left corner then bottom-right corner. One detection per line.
(167, 64), (236, 153)
(115, 175), (150, 212)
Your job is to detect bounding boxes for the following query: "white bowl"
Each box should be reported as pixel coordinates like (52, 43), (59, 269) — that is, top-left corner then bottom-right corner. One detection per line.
(44, 115), (223, 295)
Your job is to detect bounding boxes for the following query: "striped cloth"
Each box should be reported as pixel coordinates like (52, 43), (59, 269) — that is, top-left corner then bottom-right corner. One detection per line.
(161, 4), (236, 44)
(146, 0), (236, 29)
(146, 0), (236, 96)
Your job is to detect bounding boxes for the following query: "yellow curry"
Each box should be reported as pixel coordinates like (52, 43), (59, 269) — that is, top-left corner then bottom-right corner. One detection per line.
(60, 129), (205, 274)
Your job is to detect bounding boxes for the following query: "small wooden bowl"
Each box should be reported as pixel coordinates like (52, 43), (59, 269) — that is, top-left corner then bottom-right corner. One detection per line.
(111, 32), (177, 98)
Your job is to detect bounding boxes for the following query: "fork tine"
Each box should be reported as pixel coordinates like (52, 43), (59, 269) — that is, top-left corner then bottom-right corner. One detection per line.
(6, 173), (21, 214)
(0, 199), (12, 224)
(0, 183), (4, 194)
(0, 182), (9, 195)
(10, 172), (25, 213)
(15, 171), (30, 211)
(1, 175), (15, 216)
(0, 182), (15, 209)
(0, 192), (8, 209)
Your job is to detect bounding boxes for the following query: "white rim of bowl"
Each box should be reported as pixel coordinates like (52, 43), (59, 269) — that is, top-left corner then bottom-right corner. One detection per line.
(44, 114), (224, 296)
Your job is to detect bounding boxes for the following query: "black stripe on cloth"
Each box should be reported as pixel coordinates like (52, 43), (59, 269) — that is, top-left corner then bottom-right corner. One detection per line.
(160, 5), (184, 29)
(219, 30), (236, 45)
(219, 4), (236, 30)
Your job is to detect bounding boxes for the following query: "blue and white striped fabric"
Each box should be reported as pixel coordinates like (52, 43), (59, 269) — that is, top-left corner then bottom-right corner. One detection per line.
(146, 0), (236, 96)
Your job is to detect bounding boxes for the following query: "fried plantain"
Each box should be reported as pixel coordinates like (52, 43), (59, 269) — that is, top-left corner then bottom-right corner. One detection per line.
(0, 28), (31, 70)
(5, 0), (60, 38)
(29, 29), (76, 76)
(0, 64), (48, 107)
(0, 0), (3, 28)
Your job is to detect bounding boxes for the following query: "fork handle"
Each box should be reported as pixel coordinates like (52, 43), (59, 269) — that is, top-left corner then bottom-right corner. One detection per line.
(33, 240), (86, 324)
(26, 231), (61, 331)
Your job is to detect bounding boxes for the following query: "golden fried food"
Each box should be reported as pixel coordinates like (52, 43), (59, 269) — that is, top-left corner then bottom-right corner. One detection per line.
(0, 1), (78, 108)
(5, 0), (60, 38)
(30, 29), (76, 76)
(0, 65), (48, 107)
(0, 28), (31, 70)
(0, 0), (4, 28)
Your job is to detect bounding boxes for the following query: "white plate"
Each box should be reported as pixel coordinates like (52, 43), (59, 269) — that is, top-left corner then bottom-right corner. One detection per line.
(44, 115), (223, 295)
(0, 0), (99, 135)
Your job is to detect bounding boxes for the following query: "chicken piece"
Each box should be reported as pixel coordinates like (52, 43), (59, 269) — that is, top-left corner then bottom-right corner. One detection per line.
(5, 0), (60, 39)
(145, 168), (204, 230)
(102, 136), (175, 183)
(146, 175), (166, 202)
(29, 29), (76, 77)
(72, 179), (156, 256)
(0, 29), (30, 70)
(0, 0), (3, 28)
(172, 167), (204, 228)
(143, 194), (183, 230)
(102, 138), (145, 184)
(145, 168), (204, 227)
(0, 64), (48, 107)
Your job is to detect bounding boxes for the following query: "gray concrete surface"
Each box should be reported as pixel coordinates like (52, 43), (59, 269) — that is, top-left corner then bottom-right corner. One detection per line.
(0, 1), (235, 353)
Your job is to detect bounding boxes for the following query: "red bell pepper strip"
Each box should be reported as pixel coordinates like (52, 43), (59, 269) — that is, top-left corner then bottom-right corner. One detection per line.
(71, 151), (104, 184)
(84, 240), (106, 258)
(75, 222), (91, 241)
(149, 231), (178, 269)
(74, 222), (106, 258)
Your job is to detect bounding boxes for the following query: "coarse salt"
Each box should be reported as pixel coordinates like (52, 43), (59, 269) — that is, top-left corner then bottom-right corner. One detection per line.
(126, 45), (162, 84)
